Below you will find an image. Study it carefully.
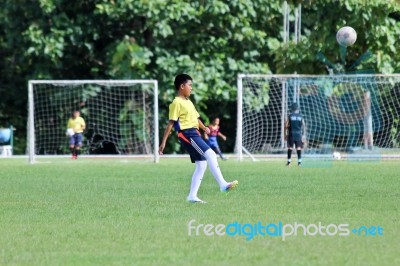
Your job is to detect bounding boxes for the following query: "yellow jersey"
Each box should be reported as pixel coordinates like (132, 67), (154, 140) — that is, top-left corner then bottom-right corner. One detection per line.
(169, 97), (199, 130)
(67, 117), (86, 133)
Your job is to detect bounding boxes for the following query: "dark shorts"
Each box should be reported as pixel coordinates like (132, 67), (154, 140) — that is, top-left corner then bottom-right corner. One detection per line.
(69, 133), (83, 146)
(178, 128), (210, 163)
(287, 136), (303, 149)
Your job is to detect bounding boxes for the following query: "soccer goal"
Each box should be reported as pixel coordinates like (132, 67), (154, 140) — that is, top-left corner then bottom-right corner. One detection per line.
(28, 80), (159, 163)
(236, 74), (400, 161)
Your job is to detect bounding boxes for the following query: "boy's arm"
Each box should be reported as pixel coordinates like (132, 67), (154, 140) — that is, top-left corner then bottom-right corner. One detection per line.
(217, 132), (227, 141)
(284, 120), (289, 140)
(159, 120), (175, 155)
(204, 130), (209, 140)
(81, 119), (86, 131)
(198, 119), (210, 135)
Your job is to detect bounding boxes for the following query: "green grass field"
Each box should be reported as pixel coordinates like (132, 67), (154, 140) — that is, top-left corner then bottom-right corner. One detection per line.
(0, 157), (399, 265)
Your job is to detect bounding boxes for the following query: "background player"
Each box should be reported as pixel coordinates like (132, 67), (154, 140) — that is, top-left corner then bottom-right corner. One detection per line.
(285, 103), (306, 167)
(204, 117), (228, 160)
(158, 74), (238, 203)
(67, 110), (86, 160)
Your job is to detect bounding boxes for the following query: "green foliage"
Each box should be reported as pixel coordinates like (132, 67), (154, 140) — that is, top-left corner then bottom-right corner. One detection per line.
(118, 99), (152, 154)
(108, 36), (153, 79)
(243, 83), (270, 112)
(272, 0), (400, 74)
(0, 0), (399, 153)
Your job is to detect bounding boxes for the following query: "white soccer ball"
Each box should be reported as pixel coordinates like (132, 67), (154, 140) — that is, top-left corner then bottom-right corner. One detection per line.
(336, 26), (357, 47)
(333, 152), (341, 160)
(66, 128), (75, 137)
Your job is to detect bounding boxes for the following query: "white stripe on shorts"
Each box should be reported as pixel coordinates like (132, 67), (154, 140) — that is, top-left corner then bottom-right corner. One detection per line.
(191, 139), (205, 156)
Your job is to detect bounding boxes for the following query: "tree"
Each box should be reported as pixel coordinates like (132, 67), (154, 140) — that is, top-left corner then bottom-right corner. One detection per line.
(0, 0), (399, 154)
(271, 0), (400, 74)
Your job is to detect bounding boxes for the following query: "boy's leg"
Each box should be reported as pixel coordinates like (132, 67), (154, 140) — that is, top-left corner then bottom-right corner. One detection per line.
(213, 146), (227, 160)
(204, 148), (237, 191)
(297, 148), (302, 165)
(75, 147), (81, 158)
(212, 146), (221, 158)
(287, 148), (292, 165)
(75, 134), (83, 159)
(287, 137), (294, 166)
(203, 149), (229, 189)
(187, 160), (207, 202)
(296, 140), (303, 166)
(179, 130), (237, 191)
(69, 136), (76, 159)
(209, 137), (223, 159)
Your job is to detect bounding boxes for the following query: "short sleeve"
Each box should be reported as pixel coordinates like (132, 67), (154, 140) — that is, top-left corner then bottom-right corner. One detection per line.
(169, 100), (180, 121)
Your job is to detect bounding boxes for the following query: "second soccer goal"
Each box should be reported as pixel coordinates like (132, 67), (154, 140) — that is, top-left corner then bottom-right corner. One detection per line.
(236, 74), (400, 161)
(28, 80), (159, 163)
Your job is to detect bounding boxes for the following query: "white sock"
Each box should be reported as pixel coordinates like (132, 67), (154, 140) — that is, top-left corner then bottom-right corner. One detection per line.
(203, 149), (228, 189)
(188, 161), (207, 199)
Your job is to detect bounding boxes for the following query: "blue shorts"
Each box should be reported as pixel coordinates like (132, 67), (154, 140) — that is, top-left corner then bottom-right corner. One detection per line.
(69, 133), (83, 146)
(178, 128), (210, 163)
(206, 136), (219, 149)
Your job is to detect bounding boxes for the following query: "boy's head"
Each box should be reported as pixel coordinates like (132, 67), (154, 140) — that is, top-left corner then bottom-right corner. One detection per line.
(212, 117), (220, 125)
(291, 103), (299, 112)
(72, 110), (81, 118)
(174, 74), (192, 90)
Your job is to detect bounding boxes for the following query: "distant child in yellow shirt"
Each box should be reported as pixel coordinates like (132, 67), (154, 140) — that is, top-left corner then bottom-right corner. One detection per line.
(67, 110), (85, 160)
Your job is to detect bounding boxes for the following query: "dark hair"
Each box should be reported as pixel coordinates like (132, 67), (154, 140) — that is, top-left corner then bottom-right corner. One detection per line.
(291, 103), (299, 111)
(174, 74), (192, 90)
(71, 110), (80, 118)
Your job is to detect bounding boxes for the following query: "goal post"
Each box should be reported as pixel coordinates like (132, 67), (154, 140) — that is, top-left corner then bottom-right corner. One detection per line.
(28, 80), (159, 163)
(236, 75), (243, 161)
(236, 74), (400, 161)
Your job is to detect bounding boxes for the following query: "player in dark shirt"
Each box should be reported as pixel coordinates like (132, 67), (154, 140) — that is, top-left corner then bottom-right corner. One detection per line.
(285, 103), (306, 167)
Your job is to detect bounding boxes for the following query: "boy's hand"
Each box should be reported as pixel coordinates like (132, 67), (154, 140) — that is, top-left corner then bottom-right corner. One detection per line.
(204, 127), (210, 135)
(222, 136), (227, 141)
(159, 143), (166, 155)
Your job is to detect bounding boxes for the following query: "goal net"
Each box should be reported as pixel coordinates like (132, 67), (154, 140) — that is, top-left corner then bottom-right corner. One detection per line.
(237, 74), (400, 161)
(28, 80), (159, 163)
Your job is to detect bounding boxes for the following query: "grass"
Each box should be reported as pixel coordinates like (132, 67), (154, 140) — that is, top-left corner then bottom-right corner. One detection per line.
(0, 157), (399, 265)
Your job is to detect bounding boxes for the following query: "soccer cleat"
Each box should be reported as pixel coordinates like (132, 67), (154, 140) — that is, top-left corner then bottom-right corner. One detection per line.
(221, 156), (228, 161)
(298, 162), (302, 167)
(286, 162), (291, 167)
(222, 180), (239, 192)
(187, 196), (207, 204)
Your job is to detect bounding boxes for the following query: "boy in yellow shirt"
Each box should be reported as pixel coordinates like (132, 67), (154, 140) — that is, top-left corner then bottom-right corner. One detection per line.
(159, 74), (238, 203)
(67, 110), (86, 159)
